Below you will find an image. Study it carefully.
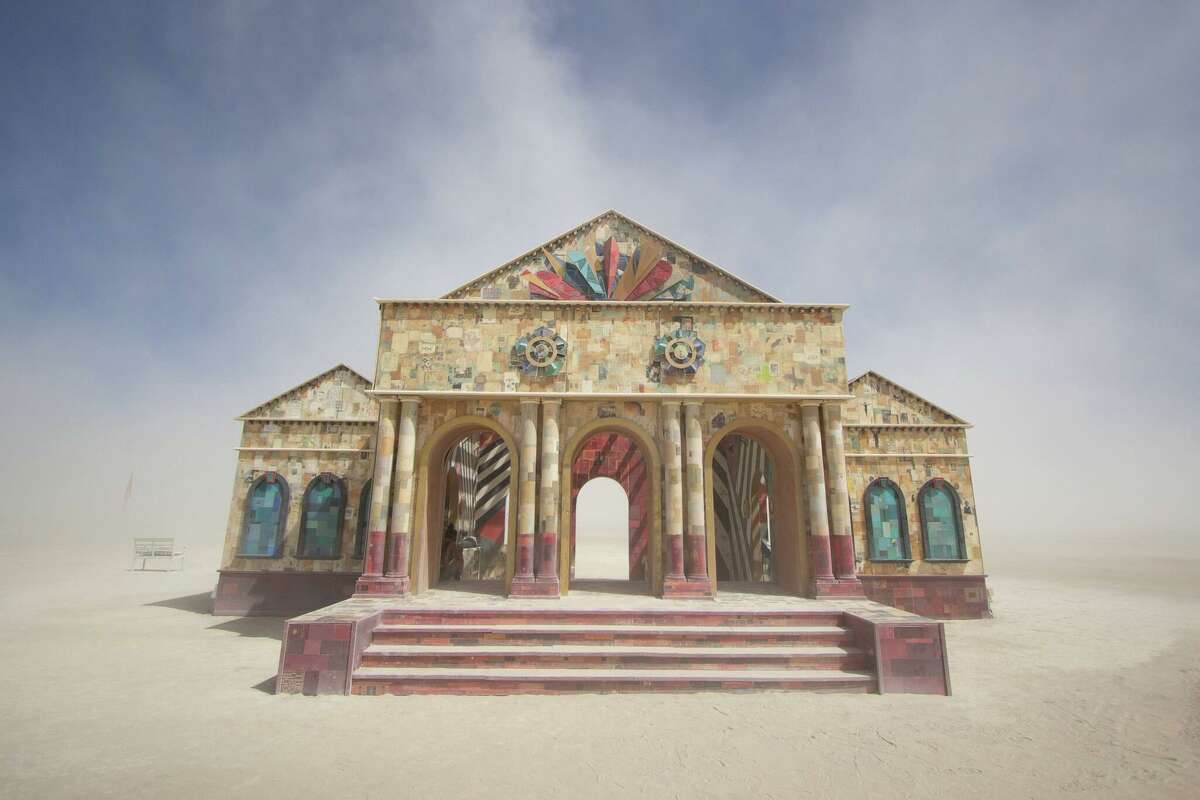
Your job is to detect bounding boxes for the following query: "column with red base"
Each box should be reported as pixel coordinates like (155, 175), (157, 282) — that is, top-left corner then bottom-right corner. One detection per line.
(380, 397), (420, 595)
(682, 401), (713, 597)
(531, 398), (561, 596)
(822, 403), (863, 596)
(356, 399), (398, 594)
(661, 401), (691, 597)
(510, 399), (541, 596)
(800, 403), (837, 595)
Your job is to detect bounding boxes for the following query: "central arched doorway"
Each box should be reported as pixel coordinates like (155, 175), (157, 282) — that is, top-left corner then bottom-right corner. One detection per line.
(704, 421), (808, 596)
(559, 419), (663, 595)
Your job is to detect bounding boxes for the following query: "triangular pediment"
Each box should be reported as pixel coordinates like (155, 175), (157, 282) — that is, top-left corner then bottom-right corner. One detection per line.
(441, 210), (780, 303)
(847, 371), (969, 426)
(238, 364), (377, 421)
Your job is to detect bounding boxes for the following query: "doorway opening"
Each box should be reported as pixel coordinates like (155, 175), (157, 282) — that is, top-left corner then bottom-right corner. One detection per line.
(573, 478), (630, 580)
(437, 431), (510, 582)
(567, 431), (651, 590)
(712, 433), (776, 584)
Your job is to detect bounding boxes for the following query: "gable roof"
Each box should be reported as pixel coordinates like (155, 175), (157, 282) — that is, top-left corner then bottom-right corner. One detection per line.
(237, 364), (375, 420)
(848, 371), (969, 426)
(440, 209), (782, 304)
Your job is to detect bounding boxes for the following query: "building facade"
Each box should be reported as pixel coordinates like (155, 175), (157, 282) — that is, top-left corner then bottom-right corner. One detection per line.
(215, 211), (990, 620)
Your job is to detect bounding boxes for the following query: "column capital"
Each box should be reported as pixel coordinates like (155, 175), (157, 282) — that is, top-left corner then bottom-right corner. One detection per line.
(398, 396), (422, 409)
(379, 397), (399, 407)
(540, 398), (562, 410)
(661, 398), (683, 409)
(519, 397), (541, 407)
(798, 399), (824, 410)
(682, 399), (704, 410)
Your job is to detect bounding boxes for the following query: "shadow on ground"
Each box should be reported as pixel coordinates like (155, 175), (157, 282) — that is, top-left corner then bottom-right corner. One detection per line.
(144, 592), (214, 614)
(252, 675), (278, 694)
(208, 616), (286, 641)
(432, 580), (506, 597)
(568, 579), (651, 596)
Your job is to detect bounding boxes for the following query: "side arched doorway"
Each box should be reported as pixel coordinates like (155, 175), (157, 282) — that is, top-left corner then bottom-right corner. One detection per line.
(413, 417), (518, 594)
(704, 422), (809, 596)
(559, 420), (663, 595)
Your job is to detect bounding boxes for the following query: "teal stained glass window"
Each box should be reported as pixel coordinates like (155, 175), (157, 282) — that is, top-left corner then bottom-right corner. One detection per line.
(919, 480), (965, 560)
(865, 479), (909, 560)
(353, 480), (372, 559)
(239, 474), (287, 557)
(299, 474), (346, 558)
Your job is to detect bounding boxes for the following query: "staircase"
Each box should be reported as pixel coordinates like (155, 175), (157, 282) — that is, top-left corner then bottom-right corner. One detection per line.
(350, 608), (876, 695)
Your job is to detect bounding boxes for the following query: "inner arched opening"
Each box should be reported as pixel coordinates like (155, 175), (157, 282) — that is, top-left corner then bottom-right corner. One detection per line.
(437, 431), (511, 582)
(712, 433), (776, 584)
(568, 431), (650, 588)
(573, 477), (629, 580)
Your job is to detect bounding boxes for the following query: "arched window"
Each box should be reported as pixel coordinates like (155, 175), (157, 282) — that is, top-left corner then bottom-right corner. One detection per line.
(239, 473), (288, 557)
(298, 473), (346, 558)
(918, 479), (966, 560)
(353, 479), (372, 559)
(864, 478), (910, 561)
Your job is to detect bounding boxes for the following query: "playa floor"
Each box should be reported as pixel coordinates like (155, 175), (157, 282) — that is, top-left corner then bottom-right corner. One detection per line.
(1, 543), (1196, 799)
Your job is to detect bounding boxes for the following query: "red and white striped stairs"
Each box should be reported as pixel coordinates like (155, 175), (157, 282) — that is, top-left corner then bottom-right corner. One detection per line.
(350, 607), (876, 695)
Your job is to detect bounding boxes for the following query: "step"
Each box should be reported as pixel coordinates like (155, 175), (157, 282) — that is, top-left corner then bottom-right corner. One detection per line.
(350, 667), (876, 695)
(359, 644), (868, 670)
(370, 623), (856, 647)
(381, 608), (845, 628)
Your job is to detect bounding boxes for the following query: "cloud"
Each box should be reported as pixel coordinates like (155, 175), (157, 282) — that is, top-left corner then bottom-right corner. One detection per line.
(0, 1), (1196, 556)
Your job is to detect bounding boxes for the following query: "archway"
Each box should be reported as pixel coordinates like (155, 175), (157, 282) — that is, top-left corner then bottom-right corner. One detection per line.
(559, 418), (663, 595)
(572, 477), (630, 580)
(413, 416), (519, 594)
(711, 435), (774, 583)
(704, 421), (808, 596)
(438, 431), (510, 582)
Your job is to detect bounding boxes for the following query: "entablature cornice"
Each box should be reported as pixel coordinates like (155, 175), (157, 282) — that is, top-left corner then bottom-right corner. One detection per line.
(374, 297), (848, 313)
(844, 423), (973, 430)
(235, 447), (373, 454)
(844, 452), (971, 459)
(365, 389), (855, 402)
(236, 416), (378, 424)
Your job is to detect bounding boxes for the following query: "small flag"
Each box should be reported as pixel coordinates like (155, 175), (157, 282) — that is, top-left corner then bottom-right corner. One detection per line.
(124, 473), (134, 505)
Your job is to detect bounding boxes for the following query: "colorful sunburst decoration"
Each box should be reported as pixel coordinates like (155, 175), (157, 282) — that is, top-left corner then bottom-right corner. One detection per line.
(511, 326), (568, 377)
(649, 328), (705, 379)
(521, 232), (695, 302)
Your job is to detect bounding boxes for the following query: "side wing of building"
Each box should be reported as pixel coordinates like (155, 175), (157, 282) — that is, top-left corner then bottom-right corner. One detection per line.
(214, 366), (379, 615)
(842, 372), (989, 618)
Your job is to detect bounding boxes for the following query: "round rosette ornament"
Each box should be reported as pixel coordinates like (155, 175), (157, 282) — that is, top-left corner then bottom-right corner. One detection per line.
(511, 326), (568, 377)
(651, 327), (705, 377)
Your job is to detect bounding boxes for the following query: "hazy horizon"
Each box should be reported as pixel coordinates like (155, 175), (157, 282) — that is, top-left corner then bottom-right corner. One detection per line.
(2, 2), (1197, 560)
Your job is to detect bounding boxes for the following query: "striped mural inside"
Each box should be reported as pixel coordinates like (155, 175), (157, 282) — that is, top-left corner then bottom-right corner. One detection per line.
(442, 432), (510, 580)
(712, 435), (773, 582)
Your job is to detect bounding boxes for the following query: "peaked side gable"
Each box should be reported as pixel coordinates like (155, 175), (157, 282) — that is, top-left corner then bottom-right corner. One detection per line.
(441, 209), (781, 304)
(238, 364), (378, 421)
(846, 371), (969, 426)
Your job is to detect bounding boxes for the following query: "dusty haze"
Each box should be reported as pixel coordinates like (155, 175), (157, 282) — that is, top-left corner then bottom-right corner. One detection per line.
(1, 2), (1197, 565)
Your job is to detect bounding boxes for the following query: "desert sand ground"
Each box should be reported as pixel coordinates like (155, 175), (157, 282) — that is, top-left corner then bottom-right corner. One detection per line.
(0, 542), (1196, 799)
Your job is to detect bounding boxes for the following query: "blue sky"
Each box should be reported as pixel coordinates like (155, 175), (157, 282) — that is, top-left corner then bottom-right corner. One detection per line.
(1, 1), (1197, 554)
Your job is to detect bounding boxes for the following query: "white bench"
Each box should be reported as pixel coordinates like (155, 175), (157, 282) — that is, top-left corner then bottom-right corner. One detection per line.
(131, 538), (185, 571)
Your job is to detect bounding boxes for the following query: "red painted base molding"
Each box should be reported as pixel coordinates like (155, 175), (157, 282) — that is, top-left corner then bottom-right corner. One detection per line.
(509, 577), (561, 598)
(860, 574), (991, 619)
(214, 570), (358, 617)
(662, 577), (714, 599)
(812, 576), (866, 598)
(354, 576), (410, 596)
